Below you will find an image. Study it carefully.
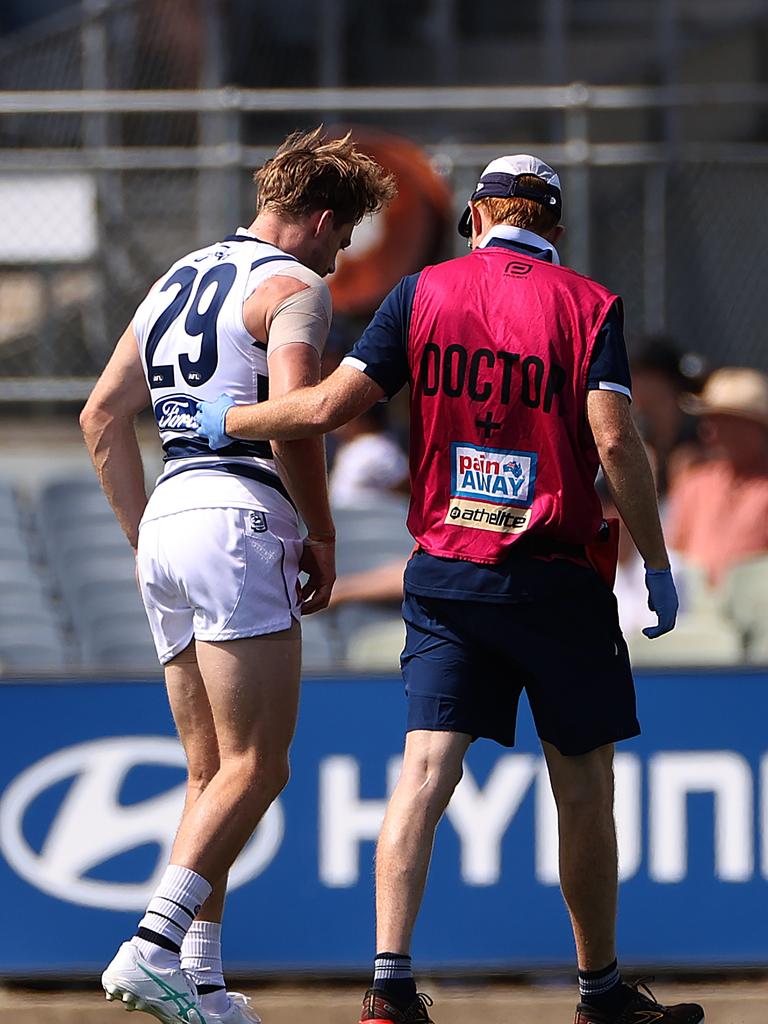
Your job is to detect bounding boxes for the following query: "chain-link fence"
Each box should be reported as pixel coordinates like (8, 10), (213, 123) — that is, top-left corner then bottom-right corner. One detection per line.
(0, 0), (766, 395)
(0, 90), (767, 395)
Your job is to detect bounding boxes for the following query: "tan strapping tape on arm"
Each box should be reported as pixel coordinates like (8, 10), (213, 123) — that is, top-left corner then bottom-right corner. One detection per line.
(267, 279), (332, 358)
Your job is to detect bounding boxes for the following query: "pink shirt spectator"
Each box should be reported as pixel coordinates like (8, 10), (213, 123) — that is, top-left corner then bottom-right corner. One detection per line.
(666, 459), (768, 583)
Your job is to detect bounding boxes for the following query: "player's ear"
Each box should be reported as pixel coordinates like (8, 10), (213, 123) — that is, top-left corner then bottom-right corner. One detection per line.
(313, 209), (335, 238)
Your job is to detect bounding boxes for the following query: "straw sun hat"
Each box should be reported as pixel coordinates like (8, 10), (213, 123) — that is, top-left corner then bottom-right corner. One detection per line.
(680, 367), (768, 427)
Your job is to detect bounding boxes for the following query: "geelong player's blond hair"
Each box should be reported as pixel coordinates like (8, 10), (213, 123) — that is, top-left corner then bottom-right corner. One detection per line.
(254, 126), (397, 226)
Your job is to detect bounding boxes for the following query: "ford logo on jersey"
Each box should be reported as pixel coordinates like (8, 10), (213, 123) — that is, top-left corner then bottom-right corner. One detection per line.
(153, 394), (200, 432)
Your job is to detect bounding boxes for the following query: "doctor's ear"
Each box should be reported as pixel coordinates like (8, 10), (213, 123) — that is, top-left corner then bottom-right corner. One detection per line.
(470, 203), (484, 244)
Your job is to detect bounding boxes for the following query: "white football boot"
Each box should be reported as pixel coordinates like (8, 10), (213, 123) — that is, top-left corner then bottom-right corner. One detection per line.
(102, 941), (207, 1024)
(204, 993), (261, 1024)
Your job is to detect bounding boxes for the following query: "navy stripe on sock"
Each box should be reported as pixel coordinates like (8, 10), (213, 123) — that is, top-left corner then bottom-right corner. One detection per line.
(163, 897), (196, 921)
(196, 984), (227, 995)
(136, 927), (181, 954)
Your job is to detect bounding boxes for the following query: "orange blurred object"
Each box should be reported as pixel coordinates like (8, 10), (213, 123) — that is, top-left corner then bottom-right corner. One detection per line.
(328, 129), (453, 317)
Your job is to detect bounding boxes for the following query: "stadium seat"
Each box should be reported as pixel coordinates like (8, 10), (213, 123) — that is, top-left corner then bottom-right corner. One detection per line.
(38, 477), (115, 530)
(59, 551), (136, 606)
(300, 614), (338, 673)
(0, 586), (49, 617)
(51, 529), (133, 579)
(721, 555), (768, 641)
(86, 640), (160, 674)
(672, 557), (722, 617)
(0, 555), (39, 584)
(0, 480), (21, 525)
(82, 617), (157, 671)
(0, 517), (30, 557)
(74, 578), (145, 627)
(345, 616), (406, 672)
(0, 617), (64, 646)
(0, 602), (64, 633)
(39, 476), (103, 507)
(627, 614), (743, 667)
(0, 636), (69, 673)
(744, 629), (768, 665)
(334, 523), (414, 576)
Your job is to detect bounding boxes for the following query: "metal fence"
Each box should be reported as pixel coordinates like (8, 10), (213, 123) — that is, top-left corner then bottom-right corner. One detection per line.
(0, 83), (767, 399)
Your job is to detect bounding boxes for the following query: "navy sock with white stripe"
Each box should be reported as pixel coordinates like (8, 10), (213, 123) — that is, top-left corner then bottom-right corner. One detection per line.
(131, 865), (212, 968)
(372, 952), (417, 1010)
(578, 959), (629, 1016)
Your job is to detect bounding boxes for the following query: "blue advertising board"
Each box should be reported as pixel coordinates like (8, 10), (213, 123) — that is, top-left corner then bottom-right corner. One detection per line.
(1, 670), (767, 974)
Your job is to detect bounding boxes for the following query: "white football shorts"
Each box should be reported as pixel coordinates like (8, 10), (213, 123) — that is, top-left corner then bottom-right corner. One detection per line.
(137, 506), (302, 664)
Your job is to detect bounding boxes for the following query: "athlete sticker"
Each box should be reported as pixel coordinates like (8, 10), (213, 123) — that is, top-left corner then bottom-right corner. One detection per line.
(445, 499), (532, 534)
(450, 443), (537, 508)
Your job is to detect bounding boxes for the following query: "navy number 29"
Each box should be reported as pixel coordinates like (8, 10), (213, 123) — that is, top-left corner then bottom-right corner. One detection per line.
(145, 263), (237, 389)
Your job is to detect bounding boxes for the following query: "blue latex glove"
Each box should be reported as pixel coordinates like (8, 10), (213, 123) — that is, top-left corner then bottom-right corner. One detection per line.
(194, 393), (236, 450)
(643, 566), (679, 638)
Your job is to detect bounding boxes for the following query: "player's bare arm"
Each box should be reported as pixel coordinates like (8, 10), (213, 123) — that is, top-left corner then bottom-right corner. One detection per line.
(267, 342), (338, 613)
(80, 325), (151, 551)
(239, 272), (342, 612)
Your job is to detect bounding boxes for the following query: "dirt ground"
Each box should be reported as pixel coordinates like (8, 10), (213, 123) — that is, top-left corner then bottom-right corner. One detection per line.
(2, 980), (767, 1024)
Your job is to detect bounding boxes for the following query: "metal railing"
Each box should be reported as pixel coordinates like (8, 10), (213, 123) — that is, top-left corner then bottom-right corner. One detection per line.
(0, 83), (767, 398)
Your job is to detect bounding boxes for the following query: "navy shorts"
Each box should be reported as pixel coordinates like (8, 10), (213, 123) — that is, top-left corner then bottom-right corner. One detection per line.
(401, 574), (639, 757)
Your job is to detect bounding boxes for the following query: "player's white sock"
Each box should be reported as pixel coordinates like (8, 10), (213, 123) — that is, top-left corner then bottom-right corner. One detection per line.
(131, 864), (212, 967)
(181, 919), (230, 1014)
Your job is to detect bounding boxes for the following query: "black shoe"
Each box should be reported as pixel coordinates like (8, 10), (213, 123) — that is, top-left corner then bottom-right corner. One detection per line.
(358, 989), (434, 1023)
(574, 979), (703, 1024)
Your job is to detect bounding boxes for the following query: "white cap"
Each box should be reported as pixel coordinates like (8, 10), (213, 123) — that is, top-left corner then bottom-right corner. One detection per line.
(477, 154), (561, 192)
(458, 154), (563, 237)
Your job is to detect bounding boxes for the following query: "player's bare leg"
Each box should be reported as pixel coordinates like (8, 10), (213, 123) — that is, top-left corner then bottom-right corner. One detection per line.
(170, 623), (301, 882)
(359, 731), (470, 1023)
(103, 626), (298, 1023)
(542, 740), (618, 971)
(165, 646), (232, 1015)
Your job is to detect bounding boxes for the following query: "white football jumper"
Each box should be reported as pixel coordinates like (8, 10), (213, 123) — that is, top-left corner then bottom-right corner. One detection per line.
(132, 229), (330, 662)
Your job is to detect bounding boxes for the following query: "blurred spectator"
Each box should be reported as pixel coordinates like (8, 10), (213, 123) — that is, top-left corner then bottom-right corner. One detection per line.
(322, 315), (357, 378)
(630, 337), (703, 496)
(328, 560), (405, 608)
(329, 404), (409, 508)
(666, 367), (768, 584)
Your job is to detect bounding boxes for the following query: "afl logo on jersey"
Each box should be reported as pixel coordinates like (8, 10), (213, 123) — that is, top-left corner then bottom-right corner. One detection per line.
(154, 394), (200, 432)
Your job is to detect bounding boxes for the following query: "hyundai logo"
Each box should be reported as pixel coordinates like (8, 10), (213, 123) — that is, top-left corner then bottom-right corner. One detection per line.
(0, 737), (283, 911)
